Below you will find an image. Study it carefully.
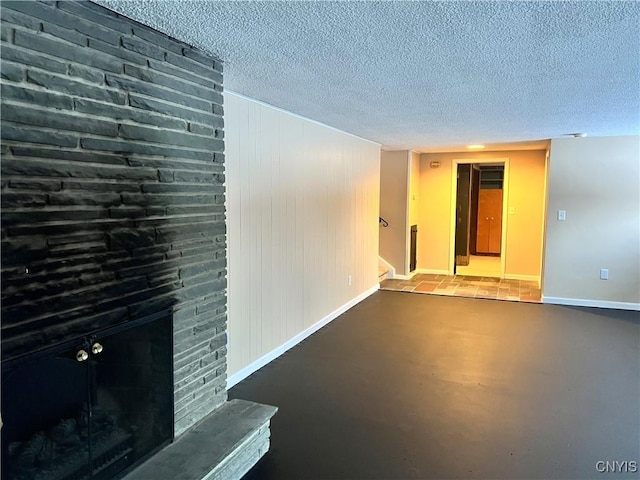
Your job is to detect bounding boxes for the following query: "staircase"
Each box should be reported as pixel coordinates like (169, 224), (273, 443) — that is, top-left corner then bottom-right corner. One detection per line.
(378, 266), (389, 282)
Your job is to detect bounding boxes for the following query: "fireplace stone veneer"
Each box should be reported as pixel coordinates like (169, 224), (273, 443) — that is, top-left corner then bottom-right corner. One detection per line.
(1, 1), (276, 479)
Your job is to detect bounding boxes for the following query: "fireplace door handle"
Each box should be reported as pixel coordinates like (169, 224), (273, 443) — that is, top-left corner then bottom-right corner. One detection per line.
(76, 350), (89, 362)
(92, 343), (104, 355)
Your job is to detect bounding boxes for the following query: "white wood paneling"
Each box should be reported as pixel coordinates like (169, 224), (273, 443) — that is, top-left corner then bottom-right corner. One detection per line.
(225, 92), (381, 381)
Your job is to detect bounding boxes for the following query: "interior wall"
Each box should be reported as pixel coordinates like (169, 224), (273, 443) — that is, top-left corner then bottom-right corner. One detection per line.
(408, 151), (421, 271)
(409, 152), (420, 228)
(418, 150), (547, 279)
(380, 150), (409, 275)
(417, 155), (453, 273)
(503, 151), (546, 277)
(543, 136), (640, 307)
(225, 92), (381, 380)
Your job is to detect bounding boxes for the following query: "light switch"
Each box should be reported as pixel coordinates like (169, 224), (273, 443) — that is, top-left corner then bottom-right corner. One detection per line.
(509, 207), (515, 215)
(557, 210), (566, 221)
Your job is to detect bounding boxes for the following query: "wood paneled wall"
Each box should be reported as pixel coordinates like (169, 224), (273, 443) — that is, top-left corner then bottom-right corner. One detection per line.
(225, 92), (380, 380)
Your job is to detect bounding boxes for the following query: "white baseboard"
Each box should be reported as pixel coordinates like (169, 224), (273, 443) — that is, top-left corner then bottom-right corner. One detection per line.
(393, 271), (418, 280)
(227, 284), (380, 389)
(504, 274), (540, 283)
(414, 268), (449, 275)
(505, 274), (540, 288)
(543, 296), (640, 311)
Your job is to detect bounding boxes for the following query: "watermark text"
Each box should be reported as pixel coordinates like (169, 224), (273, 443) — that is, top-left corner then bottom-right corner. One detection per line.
(595, 460), (638, 474)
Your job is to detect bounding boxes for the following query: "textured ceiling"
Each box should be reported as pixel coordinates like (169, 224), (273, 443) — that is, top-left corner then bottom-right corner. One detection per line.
(97, 1), (640, 151)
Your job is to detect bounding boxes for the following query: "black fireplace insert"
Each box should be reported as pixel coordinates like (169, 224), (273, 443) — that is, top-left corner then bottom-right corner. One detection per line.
(1, 312), (173, 480)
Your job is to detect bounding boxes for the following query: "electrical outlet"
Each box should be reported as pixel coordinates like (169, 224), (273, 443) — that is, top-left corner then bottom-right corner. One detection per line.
(348, 275), (352, 286)
(600, 269), (609, 280)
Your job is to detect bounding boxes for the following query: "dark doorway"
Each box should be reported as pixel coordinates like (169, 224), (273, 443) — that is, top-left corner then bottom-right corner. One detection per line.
(409, 225), (418, 272)
(454, 164), (472, 272)
(454, 163), (504, 276)
(469, 166), (481, 254)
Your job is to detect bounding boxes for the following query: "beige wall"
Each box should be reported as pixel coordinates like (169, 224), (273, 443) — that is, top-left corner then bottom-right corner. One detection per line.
(409, 151), (421, 228)
(418, 150), (547, 279)
(380, 150), (409, 275)
(408, 151), (421, 272)
(418, 155), (453, 273)
(225, 92), (381, 381)
(543, 136), (640, 307)
(503, 151), (547, 277)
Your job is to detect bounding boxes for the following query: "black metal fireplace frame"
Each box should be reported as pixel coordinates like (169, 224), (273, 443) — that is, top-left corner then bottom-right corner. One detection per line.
(1, 309), (175, 480)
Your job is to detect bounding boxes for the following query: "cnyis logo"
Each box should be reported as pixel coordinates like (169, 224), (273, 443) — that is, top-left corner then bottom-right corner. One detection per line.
(595, 460), (638, 473)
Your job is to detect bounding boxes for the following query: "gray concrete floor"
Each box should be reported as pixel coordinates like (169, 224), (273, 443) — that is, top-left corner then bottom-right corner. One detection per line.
(230, 291), (640, 480)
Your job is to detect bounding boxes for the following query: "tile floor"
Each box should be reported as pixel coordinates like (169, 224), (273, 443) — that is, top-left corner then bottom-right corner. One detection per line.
(455, 254), (501, 277)
(379, 273), (541, 303)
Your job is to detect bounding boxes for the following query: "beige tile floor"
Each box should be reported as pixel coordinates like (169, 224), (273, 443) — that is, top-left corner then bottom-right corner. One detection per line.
(380, 273), (541, 303)
(455, 255), (501, 277)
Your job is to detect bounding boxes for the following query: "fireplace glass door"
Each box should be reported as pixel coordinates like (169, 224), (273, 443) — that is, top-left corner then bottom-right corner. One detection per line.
(1, 313), (173, 480)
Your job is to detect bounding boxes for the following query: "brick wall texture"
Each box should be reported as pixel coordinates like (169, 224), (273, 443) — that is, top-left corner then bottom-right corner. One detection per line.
(1, 0), (228, 435)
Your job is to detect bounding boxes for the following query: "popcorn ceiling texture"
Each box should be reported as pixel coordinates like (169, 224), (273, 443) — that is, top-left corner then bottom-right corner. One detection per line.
(97, 1), (639, 150)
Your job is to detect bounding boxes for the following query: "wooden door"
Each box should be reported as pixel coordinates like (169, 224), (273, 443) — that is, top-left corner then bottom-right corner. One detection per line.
(476, 189), (503, 254)
(476, 195), (490, 252)
(488, 191), (502, 253)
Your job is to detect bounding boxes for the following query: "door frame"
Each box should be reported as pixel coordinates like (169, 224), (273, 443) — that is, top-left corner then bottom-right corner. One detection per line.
(449, 157), (510, 276)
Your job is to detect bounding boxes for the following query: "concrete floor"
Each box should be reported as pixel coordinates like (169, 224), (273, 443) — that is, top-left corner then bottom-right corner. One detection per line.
(230, 291), (640, 480)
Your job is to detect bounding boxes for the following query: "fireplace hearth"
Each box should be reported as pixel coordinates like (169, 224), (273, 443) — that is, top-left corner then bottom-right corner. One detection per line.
(1, 312), (173, 480)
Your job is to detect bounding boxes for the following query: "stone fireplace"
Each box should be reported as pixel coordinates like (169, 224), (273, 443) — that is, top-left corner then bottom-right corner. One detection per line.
(1, 1), (275, 479)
